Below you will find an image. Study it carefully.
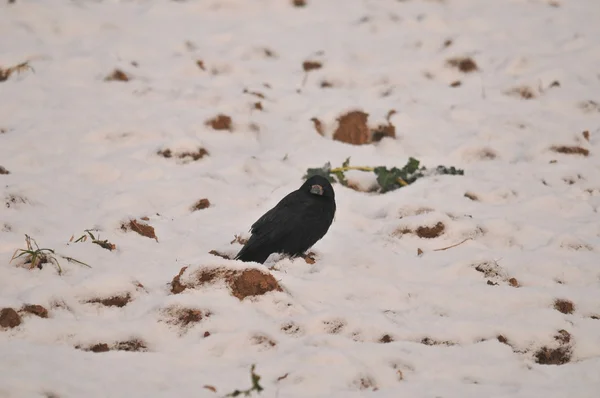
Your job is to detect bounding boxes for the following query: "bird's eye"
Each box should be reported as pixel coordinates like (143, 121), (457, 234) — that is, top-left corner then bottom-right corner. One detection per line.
(310, 184), (324, 196)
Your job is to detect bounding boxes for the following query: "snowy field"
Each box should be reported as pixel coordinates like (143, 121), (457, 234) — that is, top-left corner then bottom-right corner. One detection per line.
(2, 0), (600, 397)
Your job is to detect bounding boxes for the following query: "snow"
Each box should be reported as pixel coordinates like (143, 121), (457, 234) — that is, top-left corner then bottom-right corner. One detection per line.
(1, 0), (600, 397)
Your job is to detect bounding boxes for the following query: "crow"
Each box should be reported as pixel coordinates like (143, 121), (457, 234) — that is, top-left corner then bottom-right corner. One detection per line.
(235, 175), (336, 264)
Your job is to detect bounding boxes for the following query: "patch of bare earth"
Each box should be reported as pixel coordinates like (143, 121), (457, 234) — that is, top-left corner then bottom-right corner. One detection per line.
(0, 308), (21, 328)
(86, 293), (132, 308)
(446, 57), (479, 73)
(104, 69), (130, 82)
(420, 337), (456, 346)
(163, 306), (212, 330)
(157, 147), (209, 162)
(20, 304), (49, 318)
(170, 266), (282, 300)
(76, 338), (148, 353)
(121, 219), (158, 241)
(395, 222), (446, 239)
(191, 198), (210, 211)
(534, 330), (572, 365)
(379, 334), (394, 343)
(205, 114), (232, 131)
(550, 146), (589, 157)
(554, 299), (575, 314)
(332, 109), (397, 145)
(333, 110), (370, 145)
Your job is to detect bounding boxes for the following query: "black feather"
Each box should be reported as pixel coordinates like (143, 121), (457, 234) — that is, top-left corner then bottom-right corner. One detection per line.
(235, 175), (336, 264)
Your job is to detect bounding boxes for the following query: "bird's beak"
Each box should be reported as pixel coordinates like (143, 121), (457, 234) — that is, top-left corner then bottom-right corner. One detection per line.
(310, 184), (324, 196)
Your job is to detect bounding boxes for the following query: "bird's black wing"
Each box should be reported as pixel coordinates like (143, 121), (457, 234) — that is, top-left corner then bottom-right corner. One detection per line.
(249, 190), (303, 235)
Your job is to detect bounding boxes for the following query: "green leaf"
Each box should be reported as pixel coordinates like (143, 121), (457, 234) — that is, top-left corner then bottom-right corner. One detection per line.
(404, 157), (421, 174)
(304, 162), (334, 182)
(374, 166), (402, 193)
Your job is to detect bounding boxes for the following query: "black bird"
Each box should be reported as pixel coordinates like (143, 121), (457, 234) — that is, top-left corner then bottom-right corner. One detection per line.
(235, 175), (336, 264)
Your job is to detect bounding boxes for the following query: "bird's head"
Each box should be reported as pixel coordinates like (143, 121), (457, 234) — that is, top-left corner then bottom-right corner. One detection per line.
(302, 175), (335, 199)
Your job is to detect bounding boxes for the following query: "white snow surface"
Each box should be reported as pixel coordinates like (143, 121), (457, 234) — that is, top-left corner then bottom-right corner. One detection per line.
(2, 0), (600, 397)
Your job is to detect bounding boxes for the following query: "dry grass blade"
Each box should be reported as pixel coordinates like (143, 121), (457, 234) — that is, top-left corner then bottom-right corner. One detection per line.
(433, 238), (472, 252)
(0, 61), (34, 82)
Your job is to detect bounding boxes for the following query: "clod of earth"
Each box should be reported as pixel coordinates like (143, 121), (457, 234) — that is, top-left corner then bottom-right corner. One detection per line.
(87, 293), (132, 308)
(196, 60), (205, 70)
(302, 60), (322, 72)
(371, 122), (396, 142)
(21, 304), (49, 318)
(550, 146), (589, 156)
(311, 117), (325, 136)
(0, 166), (10, 175)
(158, 147), (209, 162)
(104, 69), (130, 82)
(446, 57), (478, 73)
(333, 110), (370, 145)
(165, 307), (212, 328)
(420, 337), (456, 346)
(379, 334), (393, 343)
(121, 219), (158, 241)
(170, 266), (282, 300)
(535, 346), (571, 365)
(582, 130), (590, 141)
(191, 198), (210, 211)
(554, 299), (575, 314)
(77, 339), (148, 353)
(292, 0), (307, 6)
(534, 331), (572, 366)
(0, 308), (22, 328)
(415, 222), (445, 238)
(450, 80), (461, 87)
(205, 114), (233, 131)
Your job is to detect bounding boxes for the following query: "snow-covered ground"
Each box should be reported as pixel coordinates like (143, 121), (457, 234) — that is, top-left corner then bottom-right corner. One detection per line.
(2, 0), (600, 397)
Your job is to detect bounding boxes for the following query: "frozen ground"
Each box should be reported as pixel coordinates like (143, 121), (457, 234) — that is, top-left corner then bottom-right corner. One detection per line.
(1, 0), (600, 397)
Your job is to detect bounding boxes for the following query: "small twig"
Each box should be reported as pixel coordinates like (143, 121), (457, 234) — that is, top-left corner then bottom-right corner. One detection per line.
(433, 238), (472, 252)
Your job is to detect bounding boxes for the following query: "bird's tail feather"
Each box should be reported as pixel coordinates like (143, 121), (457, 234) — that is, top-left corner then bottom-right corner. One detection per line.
(235, 242), (271, 264)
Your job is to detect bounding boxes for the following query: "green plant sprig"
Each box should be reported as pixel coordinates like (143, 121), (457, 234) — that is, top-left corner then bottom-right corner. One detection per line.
(304, 157), (463, 193)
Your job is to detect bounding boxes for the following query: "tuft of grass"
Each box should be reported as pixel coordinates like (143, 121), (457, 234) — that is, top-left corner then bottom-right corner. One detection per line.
(10, 234), (90, 275)
(224, 364), (264, 397)
(71, 229), (116, 251)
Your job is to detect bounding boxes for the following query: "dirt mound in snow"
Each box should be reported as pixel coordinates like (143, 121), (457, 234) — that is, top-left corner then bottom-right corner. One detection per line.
(171, 265), (282, 300)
